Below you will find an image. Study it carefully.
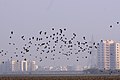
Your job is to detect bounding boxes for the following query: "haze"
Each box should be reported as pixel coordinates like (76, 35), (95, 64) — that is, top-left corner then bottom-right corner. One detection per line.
(0, 0), (120, 67)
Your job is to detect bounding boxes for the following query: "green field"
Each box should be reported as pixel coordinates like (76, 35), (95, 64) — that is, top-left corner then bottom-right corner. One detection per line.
(0, 75), (120, 80)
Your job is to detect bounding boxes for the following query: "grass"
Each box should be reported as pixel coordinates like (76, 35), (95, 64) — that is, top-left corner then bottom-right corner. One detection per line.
(0, 75), (120, 80)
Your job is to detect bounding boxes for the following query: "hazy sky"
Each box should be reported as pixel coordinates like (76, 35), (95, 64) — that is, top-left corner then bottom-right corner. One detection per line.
(0, 0), (120, 67)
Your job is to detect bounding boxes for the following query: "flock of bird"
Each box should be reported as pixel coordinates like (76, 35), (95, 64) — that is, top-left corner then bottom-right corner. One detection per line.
(0, 28), (98, 64)
(0, 21), (119, 64)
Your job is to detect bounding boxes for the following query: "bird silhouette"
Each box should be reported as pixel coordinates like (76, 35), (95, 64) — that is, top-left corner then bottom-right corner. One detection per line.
(110, 25), (112, 28)
(117, 22), (119, 24)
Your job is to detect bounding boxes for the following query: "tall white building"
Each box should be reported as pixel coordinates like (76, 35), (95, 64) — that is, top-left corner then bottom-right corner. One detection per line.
(11, 60), (38, 72)
(110, 42), (120, 69)
(97, 40), (120, 70)
(21, 61), (28, 72)
(12, 60), (21, 72)
(28, 61), (38, 71)
(0, 60), (38, 72)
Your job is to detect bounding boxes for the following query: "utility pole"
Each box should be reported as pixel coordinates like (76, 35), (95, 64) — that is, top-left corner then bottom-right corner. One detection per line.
(89, 35), (95, 68)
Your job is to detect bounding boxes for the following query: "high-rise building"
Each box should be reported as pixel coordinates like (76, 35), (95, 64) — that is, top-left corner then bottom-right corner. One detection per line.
(21, 61), (28, 72)
(12, 60), (21, 72)
(21, 60), (38, 72)
(0, 60), (38, 73)
(28, 61), (38, 71)
(11, 60), (38, 72)
(97, 40), (120, 70)
(110, 42), (120, 69)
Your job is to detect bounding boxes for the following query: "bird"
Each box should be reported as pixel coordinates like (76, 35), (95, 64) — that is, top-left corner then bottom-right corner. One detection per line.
(110, 25), (112, 28)
(59, 29), (62, 34)
(21, 36), (24, 39)
(36, 38), (39, 41)
(73, 33), (76, 36)
(11, 31), (14, 34)
(24, 58), (27, 61)
(46, 36), (48, 39)
(32, 37), (35, 39)
(52, 28), (54, 30)
(17, 60), (19, 62)
(9, 43), (11, 45)
(117, 22), (119, 24)
(44, 32), (47, 35)
(39, 31), (42, 35)
(93, 42), (95, 45)
(89, 51), (92, 54)
(64, 28), (66, 31)
(83, 37), (86, 40)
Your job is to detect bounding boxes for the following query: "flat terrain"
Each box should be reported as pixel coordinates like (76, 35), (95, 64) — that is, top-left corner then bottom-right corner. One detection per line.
(0, 75), (120, 80)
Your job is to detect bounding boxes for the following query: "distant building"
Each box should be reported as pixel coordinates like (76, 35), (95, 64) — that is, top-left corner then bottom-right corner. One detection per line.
(21, 60), (38, 72)
(0, 60), (12, 73)
(12, 60), (21, 72)
(89, 36), (97, 68)
(97, 40), (120, 70)
(0, 60), (38, 72)
(110, 42), (120, 69)
(28, 61), (38, 71)
(21, 61), (28, 72)
(66, 65), (75, 71)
